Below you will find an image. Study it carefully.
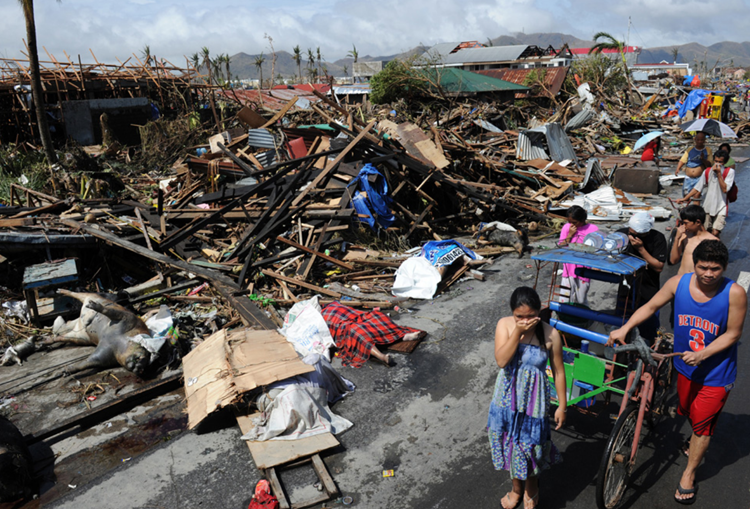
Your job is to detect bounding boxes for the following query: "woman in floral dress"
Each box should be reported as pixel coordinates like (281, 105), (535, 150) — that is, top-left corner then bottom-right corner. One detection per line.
(488, 287), (567, 509)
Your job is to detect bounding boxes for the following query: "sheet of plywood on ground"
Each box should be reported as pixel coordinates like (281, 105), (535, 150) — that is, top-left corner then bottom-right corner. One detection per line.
(395, 122), (450, 169)
(183, 328), (313, 429)
(235, 411), (339, 469)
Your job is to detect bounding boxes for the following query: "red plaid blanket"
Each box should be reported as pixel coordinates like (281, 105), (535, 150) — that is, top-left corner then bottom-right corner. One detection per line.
(321, 301), (421, 368)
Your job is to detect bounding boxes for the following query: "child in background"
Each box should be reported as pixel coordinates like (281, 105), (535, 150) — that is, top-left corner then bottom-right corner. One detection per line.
(558, 205), (598, 306)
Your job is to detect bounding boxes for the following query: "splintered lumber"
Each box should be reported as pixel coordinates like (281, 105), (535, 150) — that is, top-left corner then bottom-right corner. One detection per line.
(261, 269), (342, 298)
(291, 121), (376, 208)
(60, 219), (275, 329)
(275, 236), (354, 271)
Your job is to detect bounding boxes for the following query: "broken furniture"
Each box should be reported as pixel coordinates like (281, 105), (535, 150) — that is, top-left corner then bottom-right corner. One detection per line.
(22, 258), (79, 326)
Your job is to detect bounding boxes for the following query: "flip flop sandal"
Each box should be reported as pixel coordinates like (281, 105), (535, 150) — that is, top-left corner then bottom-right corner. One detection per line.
(674, 483), (698, 505)
(500, 492), (521, 509)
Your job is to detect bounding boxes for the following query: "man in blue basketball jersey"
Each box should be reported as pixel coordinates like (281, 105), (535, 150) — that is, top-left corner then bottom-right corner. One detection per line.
(608, 240), (746, 505)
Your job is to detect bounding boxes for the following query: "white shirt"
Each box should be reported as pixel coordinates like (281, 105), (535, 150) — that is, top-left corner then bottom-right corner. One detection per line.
(693, 166), (735, 216)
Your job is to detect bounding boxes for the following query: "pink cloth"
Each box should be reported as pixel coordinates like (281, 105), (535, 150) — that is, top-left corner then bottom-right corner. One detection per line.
(559, 222), (599, 281)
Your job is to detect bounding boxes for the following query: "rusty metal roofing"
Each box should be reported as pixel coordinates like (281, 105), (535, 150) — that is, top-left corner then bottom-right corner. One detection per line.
(475, 67), (568, 99)
(219, 88), (321, 111)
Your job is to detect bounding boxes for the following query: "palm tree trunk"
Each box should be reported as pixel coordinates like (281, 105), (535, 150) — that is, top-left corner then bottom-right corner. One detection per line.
(22, 0), (56, 165)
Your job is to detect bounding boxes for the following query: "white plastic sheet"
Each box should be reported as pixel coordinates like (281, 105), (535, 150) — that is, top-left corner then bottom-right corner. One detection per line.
(391, 256), (443, 300)
(278, 296), (335, 359)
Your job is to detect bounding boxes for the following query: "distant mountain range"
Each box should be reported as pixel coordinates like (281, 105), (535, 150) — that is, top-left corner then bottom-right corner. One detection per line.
(226, 33), (750, 80)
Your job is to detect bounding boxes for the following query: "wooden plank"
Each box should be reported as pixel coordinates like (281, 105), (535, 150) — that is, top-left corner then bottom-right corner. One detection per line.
(291, 121), (375, 208)
(266, 467), (291, 509)
(275, 236), (354, 271)
(261, 96), (298, 128)
(311, 454), (338, 497)
(261, 270), (342, 298)
(236, 412), (339, 469)
(60, 219), (276, 329)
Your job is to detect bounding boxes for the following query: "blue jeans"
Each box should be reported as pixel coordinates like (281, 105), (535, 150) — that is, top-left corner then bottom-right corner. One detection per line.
(683, 175), (701, 197)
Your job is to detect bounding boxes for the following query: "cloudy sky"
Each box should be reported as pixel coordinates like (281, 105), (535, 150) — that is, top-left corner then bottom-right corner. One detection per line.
(1, 0), (748, 65)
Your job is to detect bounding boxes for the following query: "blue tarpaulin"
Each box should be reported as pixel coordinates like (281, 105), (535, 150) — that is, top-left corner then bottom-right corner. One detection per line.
(531, 248), (646, 275)
(678, 89), (710, 119)
(348, 164), (395, 230)
(421, 240), (478, 267)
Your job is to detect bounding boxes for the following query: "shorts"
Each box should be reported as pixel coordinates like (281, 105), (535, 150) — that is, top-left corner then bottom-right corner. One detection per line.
(683, 175), (701, 196)
(677, 373), (731, 436)
(705, 212), (727, 232)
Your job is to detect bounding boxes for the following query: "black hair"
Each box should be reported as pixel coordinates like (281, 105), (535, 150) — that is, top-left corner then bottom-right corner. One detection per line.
(692, 239), (729, 269)
(714, 149), (729, 162)
(510, 286), (542, 312)
(566, 205), (587, 223)
(694, 132), (706, 139)
(719, 143), (732, 155)
(680, 204), (706, 225)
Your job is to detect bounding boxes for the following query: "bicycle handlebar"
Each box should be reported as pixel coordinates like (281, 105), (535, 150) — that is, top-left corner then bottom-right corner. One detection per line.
(612, 333), (658, 367)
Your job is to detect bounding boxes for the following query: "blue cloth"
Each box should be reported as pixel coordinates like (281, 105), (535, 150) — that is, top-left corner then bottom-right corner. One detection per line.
(678, 89), (710, 119)
(420, 240), (478, 267)
(674, 274), (737, 386)
(348, 164), (395, 230)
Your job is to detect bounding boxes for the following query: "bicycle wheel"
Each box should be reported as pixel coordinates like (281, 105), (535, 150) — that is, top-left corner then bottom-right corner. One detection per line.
(596, 403), (639, 509)
(650, 354), (674, 426)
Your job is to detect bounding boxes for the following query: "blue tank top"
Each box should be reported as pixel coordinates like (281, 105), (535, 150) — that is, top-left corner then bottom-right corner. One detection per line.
(673, 273), (736, 386)
(686, 147), (708, 168)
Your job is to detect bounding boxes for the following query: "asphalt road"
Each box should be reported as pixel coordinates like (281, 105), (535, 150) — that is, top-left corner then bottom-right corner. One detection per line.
(42, 148), (750, 509)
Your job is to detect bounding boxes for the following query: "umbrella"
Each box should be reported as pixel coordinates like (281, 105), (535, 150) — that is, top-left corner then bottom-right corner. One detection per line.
(678, 118), (737, 138)
(633, 131), (664, 151)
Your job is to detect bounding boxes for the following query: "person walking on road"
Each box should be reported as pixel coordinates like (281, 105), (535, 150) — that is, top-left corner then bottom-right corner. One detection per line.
(670, 205), (718, 276)
(615, 212), (667, 343)
(675, 132), (712, 198)
(489, 287), (567, 509)
(608, 240), (746, 505)
(678, 150), (735, 238)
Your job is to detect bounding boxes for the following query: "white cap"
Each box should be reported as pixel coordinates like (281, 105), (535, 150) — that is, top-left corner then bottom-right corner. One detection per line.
(628, 212), (654, 234)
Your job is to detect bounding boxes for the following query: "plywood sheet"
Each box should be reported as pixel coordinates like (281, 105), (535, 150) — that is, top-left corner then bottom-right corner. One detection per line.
(237, 411), (339, 469)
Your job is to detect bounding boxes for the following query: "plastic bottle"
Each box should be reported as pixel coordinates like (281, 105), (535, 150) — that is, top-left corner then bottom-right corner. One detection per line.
(583, 232), (606, 249)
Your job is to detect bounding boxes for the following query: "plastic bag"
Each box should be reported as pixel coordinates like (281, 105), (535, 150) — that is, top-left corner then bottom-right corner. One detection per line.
(391, 256), (442, 300)
(278, 296), (335, 358)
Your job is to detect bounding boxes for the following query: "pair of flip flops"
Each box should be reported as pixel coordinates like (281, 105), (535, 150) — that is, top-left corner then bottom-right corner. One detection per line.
(675, 483), (698, 505)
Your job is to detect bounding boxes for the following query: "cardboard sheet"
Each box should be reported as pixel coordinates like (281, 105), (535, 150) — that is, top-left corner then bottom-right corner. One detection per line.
(183, 328), (314, 429)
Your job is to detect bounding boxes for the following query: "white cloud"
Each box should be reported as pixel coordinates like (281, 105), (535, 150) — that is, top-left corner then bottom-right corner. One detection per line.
(0, 0), (748, 68)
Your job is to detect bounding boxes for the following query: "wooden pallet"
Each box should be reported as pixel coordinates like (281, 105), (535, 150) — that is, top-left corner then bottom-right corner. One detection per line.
(236, 410), (340, 509)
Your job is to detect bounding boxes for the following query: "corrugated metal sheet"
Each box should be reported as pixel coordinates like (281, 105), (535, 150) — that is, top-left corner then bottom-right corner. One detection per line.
(516, 130), (549, 160)
(517, 122), (577, 164)
(543, 122), (578, 164)
(253, 149), (277, 168)
(247, 129), (277, 149)
(475, 67), (569, 98)
(564, 106), (596, 132)
(441, 45), (529, 65)
(418, 68), (529, 94)
(219, 88), (320, 111)
(331, 84), (371, 95)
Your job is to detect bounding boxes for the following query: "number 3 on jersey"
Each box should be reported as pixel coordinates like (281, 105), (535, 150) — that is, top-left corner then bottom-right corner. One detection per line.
(689, 329), (705, 351)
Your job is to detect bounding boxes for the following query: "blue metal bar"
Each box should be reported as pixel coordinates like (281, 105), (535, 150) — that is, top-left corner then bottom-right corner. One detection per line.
(574, 267), (622, 284)
(550, 318), (610, 344)
(550, 302), (626, 327)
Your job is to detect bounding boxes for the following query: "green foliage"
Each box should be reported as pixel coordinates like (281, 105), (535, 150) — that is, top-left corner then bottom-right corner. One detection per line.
(369, 58), (436, 105)
(0, 146), (49, 205)
(564, 54), (627, 97)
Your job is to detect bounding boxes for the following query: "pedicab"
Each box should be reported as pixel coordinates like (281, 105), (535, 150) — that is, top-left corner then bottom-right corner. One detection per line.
(531, 242), (675, 509)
